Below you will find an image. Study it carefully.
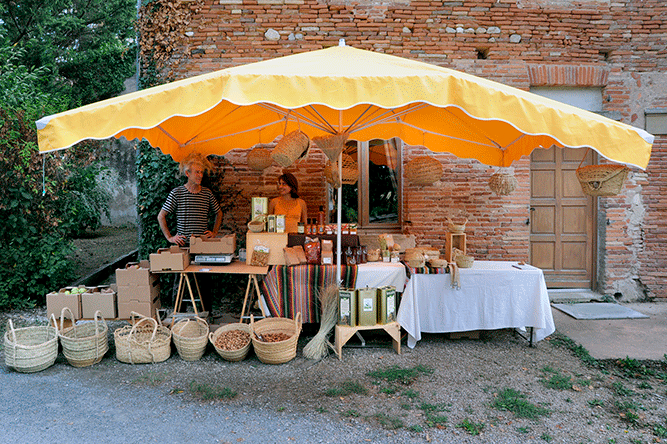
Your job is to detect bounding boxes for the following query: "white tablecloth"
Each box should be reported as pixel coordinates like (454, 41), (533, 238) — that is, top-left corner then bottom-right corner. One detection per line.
(355, 262), (407, 292)
(397, 261), (555, 348)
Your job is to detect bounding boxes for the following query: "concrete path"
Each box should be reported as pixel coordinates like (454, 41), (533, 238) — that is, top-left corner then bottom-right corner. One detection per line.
(549, 290), (667, 360)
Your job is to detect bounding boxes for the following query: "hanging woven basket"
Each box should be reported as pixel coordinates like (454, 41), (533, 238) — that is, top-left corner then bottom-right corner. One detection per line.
(247, 148), (273, 171)
(325, 153), (358, 188)
(313, 132), (348, 162)
(576, 164), (629, 197)
(489, 171), (518, 195)
(271, 131), (310, 167)
(405, 156), (442, 186)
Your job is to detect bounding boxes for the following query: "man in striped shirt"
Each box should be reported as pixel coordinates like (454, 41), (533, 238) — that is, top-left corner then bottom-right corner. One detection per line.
(157, 153), (222, 246)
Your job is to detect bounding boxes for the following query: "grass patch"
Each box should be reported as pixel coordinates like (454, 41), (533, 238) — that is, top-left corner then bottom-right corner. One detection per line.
(492, 388), (550, 419)
(614, 400), (641, 425)
(134, 371), (167, 387)
(540, 368), (573, 390)
(367, 364), (433, 385)
(341, 409), (360, 417)
(588, 399), (604, 407)
(402, 389), (420, 399)
(419, 402), (450, 427)
(550, 334), (600, 368)
(324, 380), (368, 397)
(616, 356), (655, 379)
(419, 402), (451, 414)
(611, 381), (634, 397)
(373, 413), (404, 430)
(189, 381), (237, 400)
(653, 421), (667, 438)
(456, 418), (485, 435)
(407, 424), (424, 433)
(541, 433), (553, 442)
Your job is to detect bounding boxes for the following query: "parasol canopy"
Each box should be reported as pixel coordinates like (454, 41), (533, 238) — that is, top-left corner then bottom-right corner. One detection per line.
(36, 41), (653, 170)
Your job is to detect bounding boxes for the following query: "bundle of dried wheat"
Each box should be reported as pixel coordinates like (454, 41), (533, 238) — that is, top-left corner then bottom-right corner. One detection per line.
(303, 283), (339, 360)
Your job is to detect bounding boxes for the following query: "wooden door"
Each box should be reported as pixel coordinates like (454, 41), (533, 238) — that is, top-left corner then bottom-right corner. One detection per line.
(530, 147), (594, 288)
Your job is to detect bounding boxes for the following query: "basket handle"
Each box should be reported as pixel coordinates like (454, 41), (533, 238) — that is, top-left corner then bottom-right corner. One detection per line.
(7, 318), (17, 343)
(294, 312), (302, 333)
(128, 311), (158, 343)
(577, 148), (592, 169)
(93, 310), (107, 335)
(49, 313), (58, 335)
(60, 307), (76, 334)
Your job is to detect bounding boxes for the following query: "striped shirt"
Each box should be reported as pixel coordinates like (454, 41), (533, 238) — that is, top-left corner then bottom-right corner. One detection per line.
(161, 185), (221, 242)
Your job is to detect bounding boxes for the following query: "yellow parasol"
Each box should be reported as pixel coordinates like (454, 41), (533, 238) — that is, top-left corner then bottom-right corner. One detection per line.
(36, 41), (653, 170)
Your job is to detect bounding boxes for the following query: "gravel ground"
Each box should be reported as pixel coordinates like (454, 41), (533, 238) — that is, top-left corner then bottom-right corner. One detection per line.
(2, 309), (667, 443)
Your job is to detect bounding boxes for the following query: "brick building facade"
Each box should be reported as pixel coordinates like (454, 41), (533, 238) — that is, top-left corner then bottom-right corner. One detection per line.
(155, 0), (667, 300)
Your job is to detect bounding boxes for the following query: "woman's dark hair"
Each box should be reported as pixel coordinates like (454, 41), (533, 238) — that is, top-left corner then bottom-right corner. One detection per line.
(279, 172), (299, 199)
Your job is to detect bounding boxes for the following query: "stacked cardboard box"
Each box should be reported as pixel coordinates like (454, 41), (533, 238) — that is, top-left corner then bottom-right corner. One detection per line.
(46, 286), (87, 319)
(149, 246), (190, 271)
(116, 260), (161, 319)
(81, 286), (117, 319)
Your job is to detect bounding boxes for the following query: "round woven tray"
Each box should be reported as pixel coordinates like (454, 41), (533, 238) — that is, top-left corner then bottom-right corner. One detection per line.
(209, 322), (252, 362)
(59, 308), (109, 368)
(251, 313), (302, 365)
(405, 156), (442, 186)
(247, 148), (273, 171)
(172, 317), (209, 361)
(114, 312), (171, 364)
(4, 317), (58, 373)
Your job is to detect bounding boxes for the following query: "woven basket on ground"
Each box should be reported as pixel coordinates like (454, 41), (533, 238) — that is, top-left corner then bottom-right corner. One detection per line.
(271, 131), (310, 167)
(456, 254), (475, 268)
(325, 154), (358, 188)
(251, 313), (302, 365)
(114, 311), (171, 364)
(171, 316), (209, 361)
(59, 308), (109, 368)
(489, 171), (518, 195)
(209, 322), (252, 362)
(575, 164), (629, 197)
(247, 148), (273, 171)
(405, 156), (442, 186)
(313, 132), (348, 162)
(4, 317), (58, 373)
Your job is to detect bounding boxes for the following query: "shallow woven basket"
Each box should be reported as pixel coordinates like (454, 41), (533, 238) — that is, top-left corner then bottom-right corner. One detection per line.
(247, 148), (273, 171)
(313, 132), (348, 162)
(172, 316), (209, 361)
(447, 217), (468, 234)
(114, 311), (171, 364)
(251, 313), (302, 365)
(576, 164), (629, 197)
(59, 308), (109, 368)
(4, 317), (58, 373)
(209, 322), (252, 362)
(456, 254), (475, 268)
(405, 156), (442, 186)
(429, 258), (448, 268)
(489, 172), (518, 195)
(271, 131), (310, 167)
(247, 215), (266, 233)
(325, 154), (358, 187)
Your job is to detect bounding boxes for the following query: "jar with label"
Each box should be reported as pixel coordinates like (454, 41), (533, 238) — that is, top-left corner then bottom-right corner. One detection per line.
(297, 222), (305, 234)
(267, 214), (276, 232)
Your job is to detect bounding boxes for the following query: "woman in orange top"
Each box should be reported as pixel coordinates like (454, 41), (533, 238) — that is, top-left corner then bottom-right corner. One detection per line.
(269, 172), (308, 233)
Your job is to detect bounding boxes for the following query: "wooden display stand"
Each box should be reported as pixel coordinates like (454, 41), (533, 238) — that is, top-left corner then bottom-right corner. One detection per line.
(334, 322), (401, 360)
(445, 232), (466, 262)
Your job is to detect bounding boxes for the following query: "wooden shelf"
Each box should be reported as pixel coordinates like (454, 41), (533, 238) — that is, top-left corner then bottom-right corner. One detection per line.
(334, 322), (401, 360)
(445, 232), (466, 262)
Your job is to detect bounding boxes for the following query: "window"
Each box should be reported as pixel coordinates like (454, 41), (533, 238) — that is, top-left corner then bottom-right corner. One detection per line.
(328, 139), (402, 230)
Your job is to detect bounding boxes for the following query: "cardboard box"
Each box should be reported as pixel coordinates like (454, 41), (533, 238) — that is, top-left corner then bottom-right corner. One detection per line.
(150, 246), (190, 271)
(116, 260), (156, 287)
(357, 287), (377, 326)
(117, 279), (160, 304)
(117, 298), (161, 320)
(377, 286), (397, 324)
(81, 287), (117, 319)
(189, 234), (236, 254)
(246, 232), (288, 265)
(339, 288), (357, 326)
(47, 289), (83, 319)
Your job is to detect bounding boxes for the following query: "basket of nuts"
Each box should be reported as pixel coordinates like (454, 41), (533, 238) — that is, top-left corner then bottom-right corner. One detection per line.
(209, 323), (252, 362)
(251, 313), (302, 365)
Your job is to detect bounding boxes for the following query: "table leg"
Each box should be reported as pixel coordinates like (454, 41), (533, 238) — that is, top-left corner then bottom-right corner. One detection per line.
(251, 275), (267, 317)
(239, 275), (253, 323)
(174, 273), (185, 313)
(183, 274), (198, 316)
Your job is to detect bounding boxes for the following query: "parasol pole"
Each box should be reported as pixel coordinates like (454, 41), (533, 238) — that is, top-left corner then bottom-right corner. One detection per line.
(336, 110), (343, 285)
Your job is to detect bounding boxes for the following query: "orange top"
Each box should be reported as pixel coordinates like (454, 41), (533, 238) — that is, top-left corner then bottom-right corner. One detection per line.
(272, 197), (306, 233)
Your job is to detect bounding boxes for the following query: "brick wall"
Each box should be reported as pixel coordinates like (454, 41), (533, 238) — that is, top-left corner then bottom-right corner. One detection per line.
(156, 0), (666, 300)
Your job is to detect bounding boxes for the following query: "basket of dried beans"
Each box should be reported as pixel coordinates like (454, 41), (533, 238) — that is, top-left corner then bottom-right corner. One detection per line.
(250, 313), (302, 364)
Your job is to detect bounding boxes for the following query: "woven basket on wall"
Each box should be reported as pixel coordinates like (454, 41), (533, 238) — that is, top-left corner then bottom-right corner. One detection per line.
(271, 131), (310, 167)
(405, 156), (442, 186)
(575, 164), (629, 197)
(247, 148), (273, 171)
(313, 132), (348, 162)
(325, 154), (358, 188)
(489, 171), (518, 195)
